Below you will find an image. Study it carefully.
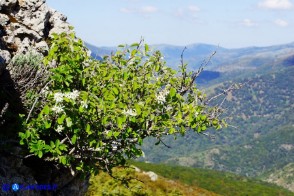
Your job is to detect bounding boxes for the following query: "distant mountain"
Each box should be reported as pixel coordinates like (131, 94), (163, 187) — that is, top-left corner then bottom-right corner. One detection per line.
(86, 41), (294, 83)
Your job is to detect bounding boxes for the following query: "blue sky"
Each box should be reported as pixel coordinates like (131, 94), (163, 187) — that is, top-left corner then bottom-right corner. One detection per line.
(47, 0), (294, 48)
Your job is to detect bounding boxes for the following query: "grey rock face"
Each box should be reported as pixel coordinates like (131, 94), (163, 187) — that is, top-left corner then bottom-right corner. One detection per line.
(0, 0), (72, 74)
(0, 0), (18, 11)
(0, 0), (88, 195)
(0, 50), (10, 75)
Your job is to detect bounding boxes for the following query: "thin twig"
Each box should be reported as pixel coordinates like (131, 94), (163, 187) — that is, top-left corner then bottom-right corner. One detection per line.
(26, 80), (52, 123)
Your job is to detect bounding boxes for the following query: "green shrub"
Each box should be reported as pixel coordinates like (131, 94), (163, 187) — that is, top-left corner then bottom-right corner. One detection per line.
(19, 32), (225, 175)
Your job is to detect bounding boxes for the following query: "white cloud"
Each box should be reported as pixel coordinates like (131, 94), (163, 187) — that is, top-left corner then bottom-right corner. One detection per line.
(274, 19), (289, 26)
(174, 5), (200, 20)
(241, 19), (258, 27)
(120, 7), (134, 13)
(258, 0), (293, 10)
(188, 5), (200, 12)
(140, 6), (158, 14)
(120, 6), (158, 15)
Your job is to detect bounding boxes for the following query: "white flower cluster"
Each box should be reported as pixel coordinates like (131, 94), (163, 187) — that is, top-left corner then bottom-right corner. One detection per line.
(52, 105), (64, 114)
(53, 90), (80, 104)
(54, 92), (64, 103)
(80, 100), (88, 109)
(56, 125), (64, 133)
(156, 88), (169, 104)
(65, 90), (79, 100)
(123, 109), (137, 116)
(51, 90), (80, 134)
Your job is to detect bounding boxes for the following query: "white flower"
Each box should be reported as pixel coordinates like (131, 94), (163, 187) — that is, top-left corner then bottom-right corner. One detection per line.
(80, 100), (88, 109)
(56, 125), (64, 133)
(123, 109), (137, 116)
(112, 145), (117, 151)
(156, 87), (169, 104)
(52, 105), (64, 114)
(65, 90), (79, 101)
(54, 92), (64, 103)
(156, 93), (166, 104)
(41, 86), (49, 95)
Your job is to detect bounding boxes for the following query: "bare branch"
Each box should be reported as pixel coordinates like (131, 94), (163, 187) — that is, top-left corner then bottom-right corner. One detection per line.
(180, 50), (217, 95)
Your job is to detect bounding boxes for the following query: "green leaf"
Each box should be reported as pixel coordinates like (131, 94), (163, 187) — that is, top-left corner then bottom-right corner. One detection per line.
(145, 44), (149, 52)
(55, 139), (60, 147)
(43, 105), (50, 115)
(113, 132), (120, 138)
(57, 114), (66, 124)
(60, 156), (67, 165)
(38, 151), (43, 158)
(106, 92), (115, 101)
(155, 140), (160, 145)
(107, 131), (113, 137)
(66, 117), (73, 127)
(112, 87), (119, 95)
(50, 141), (55, 148)
(170, 88), (176, 97)
(45, 121), (51, 129)
(123, 72), (128, 80)
(201, 115), (207, 121)
(169, 128), (176, 134)
(79, 106), (84, 113)
(71, 135), (77, 144)
(25, 130), (31, 138)
(117, 117), (123, 129)
(86, 124), (92, 135)
(201, 125), (207, 131)
(212, 120), (218, 125)
(134, 104), (141, 115)
(131, 43), (139, 47)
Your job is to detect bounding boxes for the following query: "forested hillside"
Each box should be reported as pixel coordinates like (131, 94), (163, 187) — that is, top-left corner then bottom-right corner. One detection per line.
(140, 66), (294, 179)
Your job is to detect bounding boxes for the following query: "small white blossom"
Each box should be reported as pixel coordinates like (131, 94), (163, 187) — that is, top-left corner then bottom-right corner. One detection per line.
(112, 145), (118, 151)
(81, 100), (88, 109)
(156, 93), (166, 104)
(52, 105), (64, 114)
(41, 86), (49, 95)
(156, 87), (169, 104)
(65, 90), (79, 101)
(56, 125), (64, 133)
(54, 92), (64, 103)
(123, 109), (137, 116)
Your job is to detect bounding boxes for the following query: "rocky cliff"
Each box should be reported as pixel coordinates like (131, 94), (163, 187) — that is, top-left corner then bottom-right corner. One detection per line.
(0, 0), (89, 195)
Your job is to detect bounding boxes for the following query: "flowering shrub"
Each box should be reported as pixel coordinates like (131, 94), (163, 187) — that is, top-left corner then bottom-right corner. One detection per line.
(19, 32), (225, 175)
